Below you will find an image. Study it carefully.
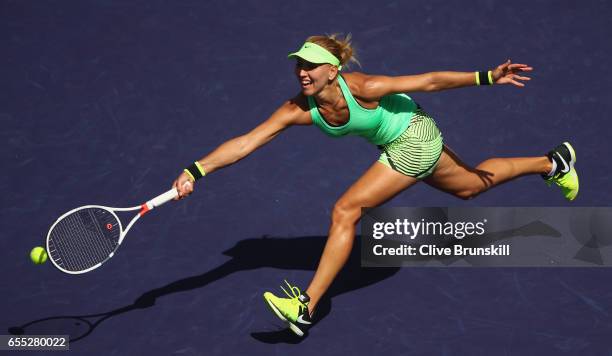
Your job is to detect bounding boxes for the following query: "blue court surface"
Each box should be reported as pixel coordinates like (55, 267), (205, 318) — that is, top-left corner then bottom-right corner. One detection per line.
(3, 0), (612, 354)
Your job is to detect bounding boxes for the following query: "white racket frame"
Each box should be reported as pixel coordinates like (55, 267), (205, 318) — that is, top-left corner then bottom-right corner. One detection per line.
(46, 188), (179, 274)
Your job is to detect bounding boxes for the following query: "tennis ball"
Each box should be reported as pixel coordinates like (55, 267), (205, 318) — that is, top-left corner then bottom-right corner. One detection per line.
(30, 246), (48, 265)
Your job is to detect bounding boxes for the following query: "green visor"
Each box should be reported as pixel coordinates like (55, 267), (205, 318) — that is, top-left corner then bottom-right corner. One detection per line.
(288, 42), (342, 70)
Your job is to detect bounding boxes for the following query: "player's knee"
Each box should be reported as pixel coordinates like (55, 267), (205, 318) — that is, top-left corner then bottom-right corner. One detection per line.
(332, 200), (361, 225)
(455, 188), (480, 200)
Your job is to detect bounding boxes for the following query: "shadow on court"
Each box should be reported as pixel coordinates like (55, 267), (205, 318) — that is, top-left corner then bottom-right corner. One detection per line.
(7, 235), (399, 345)
(8, 220), (564, 344)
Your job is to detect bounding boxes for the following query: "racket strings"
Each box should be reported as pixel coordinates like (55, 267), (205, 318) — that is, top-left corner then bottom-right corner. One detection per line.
(48, 208), (120, 272)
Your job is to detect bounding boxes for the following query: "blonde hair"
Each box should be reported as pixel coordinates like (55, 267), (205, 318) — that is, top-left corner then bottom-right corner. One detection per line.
(305, 33), (360, 69)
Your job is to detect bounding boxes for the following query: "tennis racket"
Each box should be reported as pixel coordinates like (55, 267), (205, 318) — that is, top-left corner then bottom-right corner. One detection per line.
(46, 186), (184, 274)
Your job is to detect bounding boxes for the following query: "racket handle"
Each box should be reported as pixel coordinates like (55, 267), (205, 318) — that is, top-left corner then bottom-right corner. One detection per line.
(140, 188), (178, 215)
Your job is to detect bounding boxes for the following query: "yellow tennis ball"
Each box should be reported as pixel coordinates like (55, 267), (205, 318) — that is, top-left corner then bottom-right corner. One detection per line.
(30, 246), (48, 265)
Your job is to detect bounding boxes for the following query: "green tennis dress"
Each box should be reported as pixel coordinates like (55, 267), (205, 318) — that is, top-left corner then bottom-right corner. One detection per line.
(308, 75), (444, 179)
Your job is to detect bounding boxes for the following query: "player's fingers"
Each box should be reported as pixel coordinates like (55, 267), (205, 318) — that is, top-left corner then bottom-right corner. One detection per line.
(180, 180), (194, 199)
(182, 180), (193, 194)
(176, 180), (188, 199)
(510, 79), (525, 87)
(172, 180), (181, 200)
(509, 64), (533, 71)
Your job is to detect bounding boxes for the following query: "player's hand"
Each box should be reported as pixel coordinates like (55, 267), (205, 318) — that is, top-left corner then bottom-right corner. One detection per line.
(173, 172), (194, 200)
(491, 59), (533, 87)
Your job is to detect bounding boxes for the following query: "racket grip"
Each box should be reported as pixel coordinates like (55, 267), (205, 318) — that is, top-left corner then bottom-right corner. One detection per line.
(145, 188), (179, 211)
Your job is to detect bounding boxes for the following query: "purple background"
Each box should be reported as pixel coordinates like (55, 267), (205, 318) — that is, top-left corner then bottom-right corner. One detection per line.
(2, 0), (612, 354)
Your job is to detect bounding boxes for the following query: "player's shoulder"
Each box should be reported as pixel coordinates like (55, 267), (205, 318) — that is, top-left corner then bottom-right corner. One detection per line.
(341, 71), (381, 102)
(341, 71), (369, 87)
(342, 71), (370, 81)
(341, 72), (376, 93)
(276, 93), (312, 125)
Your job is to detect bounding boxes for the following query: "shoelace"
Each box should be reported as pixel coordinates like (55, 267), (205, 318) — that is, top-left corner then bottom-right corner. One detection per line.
(280, 280), (307, 311)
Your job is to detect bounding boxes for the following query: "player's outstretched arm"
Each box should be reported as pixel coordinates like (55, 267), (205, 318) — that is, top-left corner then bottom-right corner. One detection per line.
(173, 97), (311, 198)
(355, 60), (533, 98)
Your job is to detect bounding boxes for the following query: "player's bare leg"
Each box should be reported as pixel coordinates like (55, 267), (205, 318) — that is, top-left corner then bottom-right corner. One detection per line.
(305, 162), (419, 312)
(424, 145), (551, 199)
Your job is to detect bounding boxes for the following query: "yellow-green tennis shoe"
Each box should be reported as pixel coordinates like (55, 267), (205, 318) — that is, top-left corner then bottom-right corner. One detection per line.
(263, 280), (312, 337)
(544, 142), (579, 201)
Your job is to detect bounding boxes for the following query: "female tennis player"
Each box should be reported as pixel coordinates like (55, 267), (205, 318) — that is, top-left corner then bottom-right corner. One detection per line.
(172, 34), (578, 336)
